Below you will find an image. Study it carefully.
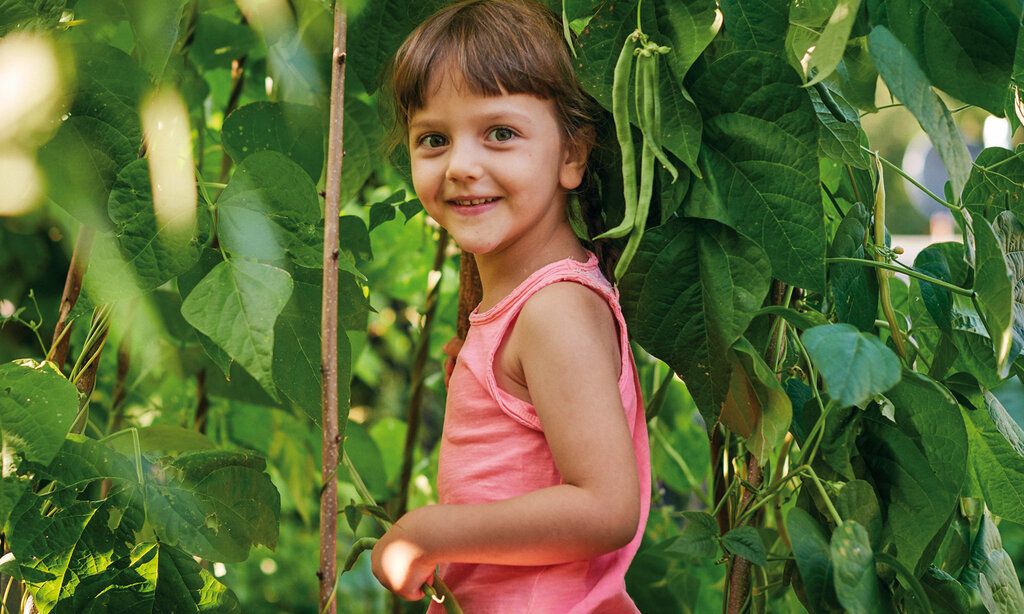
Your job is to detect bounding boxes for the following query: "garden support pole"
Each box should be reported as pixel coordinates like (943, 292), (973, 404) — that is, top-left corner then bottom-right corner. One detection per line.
(319, 4), (347, 613)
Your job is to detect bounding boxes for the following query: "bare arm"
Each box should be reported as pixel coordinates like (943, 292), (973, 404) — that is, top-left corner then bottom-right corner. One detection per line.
(373, 282), (641, 599)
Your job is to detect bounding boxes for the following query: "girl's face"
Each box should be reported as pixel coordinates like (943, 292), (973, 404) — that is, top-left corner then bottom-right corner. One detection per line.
(407, 69), (587, 257)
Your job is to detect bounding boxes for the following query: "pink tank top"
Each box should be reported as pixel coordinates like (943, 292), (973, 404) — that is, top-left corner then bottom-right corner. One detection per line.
(427, 249), (652, 614)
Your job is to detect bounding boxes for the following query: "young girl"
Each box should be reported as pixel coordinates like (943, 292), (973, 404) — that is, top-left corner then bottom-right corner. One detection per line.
(371, 1), (651, 611)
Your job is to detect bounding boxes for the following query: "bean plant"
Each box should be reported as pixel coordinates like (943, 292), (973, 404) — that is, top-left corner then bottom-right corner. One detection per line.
(1, 0), (1023, 612)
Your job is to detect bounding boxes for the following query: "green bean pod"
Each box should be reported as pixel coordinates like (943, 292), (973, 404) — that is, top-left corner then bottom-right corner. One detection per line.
(613, 126), (656, 283)
(593, 32), (639, 241)
(342, 537), (378, 573)
(638, 51), (678, 183)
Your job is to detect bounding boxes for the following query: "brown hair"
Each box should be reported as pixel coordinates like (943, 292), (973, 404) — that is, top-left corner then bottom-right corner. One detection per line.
(378, 0), (621, 281)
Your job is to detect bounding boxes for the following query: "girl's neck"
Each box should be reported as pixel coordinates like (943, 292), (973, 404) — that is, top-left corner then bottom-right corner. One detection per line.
(473, 222), (590, 314)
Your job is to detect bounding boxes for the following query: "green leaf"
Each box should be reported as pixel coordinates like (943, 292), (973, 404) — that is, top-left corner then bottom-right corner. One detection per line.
(914, 241), (968, 333)
(107, 159), (203, 289)
(176, 248), (233, 378)
(216, 151), (322, 268)
(7, 438), (144, 612)
(691, 51), (826, 292)
(337, 97), (384, 205)
(0, 361), (79, 526)
(722, 526), (767, 566)
(574, 0), (637, 112)
(39, 117), (133, 230)
(867, 25), (972, 199)
(964, 146), (1024, 222)
(0, 0), (68, 35)
(84, 541), (242, 613)
(653, 0), (722, 80)
(273, 267), (357, 425)
(974, 215), (1016, 375)
(150, 542), (242, 613)
(830, 520), (882, 614)
(667, 511), (720, 561)
(180, 259), (293, 401)
(119, 0), (189, 79)
(834, 480), (883, 551)
(655, 65), (703, 177)
(960, 509), (1024, 612)
(146, 450), (280, 563)
(188, 14), (257, 71)
(922, 566), (972, 614)
(221, 102), (324, 184)
(829, 202), (880, 332)
(880, 0), (1018, 116)
(731, 337), (792, 463)
(858, 371), (968, 574)
(835, 36), (878, 112)
(802, 323), (901, 408)
(618, 216), (772, 425)
(9, 437), (246, 611)
(787, 507), (837, 611)
(786, 0), (834, 77)
(348, 0), (447, 93)
(819, 405), (864, 480)
(811, 81), (870, 169)
(988, 211), (1024, 362)
(720, 0), (788, 52)
(964, 392), (1024, 524)
(802, 0), (863, 87)
(38, 44), (147, 228)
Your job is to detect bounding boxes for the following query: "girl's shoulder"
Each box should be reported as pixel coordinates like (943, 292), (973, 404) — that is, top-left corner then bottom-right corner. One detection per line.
(511, 279), (623, 375)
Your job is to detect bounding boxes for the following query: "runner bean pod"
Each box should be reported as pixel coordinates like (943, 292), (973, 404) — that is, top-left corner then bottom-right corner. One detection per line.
(594, 30), (640, 241)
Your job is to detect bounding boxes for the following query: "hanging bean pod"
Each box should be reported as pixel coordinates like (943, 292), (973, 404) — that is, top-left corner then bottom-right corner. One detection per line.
(593, 31), (640, 241)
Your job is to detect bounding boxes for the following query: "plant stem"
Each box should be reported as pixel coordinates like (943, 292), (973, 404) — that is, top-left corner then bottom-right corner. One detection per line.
(860, 145), (958, 211)
(824, 257), (973, 295)
(49, 226), (94, 370)
(2, 574), (13, 614)
(319, 7), (348, 613)
(737, 466), (807, 525)
(727, 454), (763, 614)
(805, 466), (843, 526)
(980, 148), (1024, 172)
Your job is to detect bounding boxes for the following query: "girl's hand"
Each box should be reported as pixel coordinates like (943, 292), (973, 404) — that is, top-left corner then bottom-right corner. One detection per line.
(370, 510), (437, 601)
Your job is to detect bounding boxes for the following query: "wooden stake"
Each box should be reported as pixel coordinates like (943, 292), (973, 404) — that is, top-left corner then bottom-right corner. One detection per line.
(319, 4), (347, 612)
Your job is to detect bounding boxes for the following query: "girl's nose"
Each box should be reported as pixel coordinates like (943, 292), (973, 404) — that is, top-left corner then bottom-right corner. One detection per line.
(445, 141), (483, 183)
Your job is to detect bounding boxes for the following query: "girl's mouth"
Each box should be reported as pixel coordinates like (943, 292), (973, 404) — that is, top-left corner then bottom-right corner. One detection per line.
(448, 197), (500, 215)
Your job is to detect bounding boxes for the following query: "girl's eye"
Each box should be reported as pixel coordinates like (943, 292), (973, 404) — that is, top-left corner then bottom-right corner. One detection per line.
(488, 126), (516, 142)
(418, 134), (447, 149)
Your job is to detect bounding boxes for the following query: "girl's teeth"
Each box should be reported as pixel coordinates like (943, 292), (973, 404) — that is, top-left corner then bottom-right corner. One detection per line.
(455, 197), (497, 206)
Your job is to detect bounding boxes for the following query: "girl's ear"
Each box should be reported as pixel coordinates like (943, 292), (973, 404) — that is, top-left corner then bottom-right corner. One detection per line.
(559, 126), (595, 191)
